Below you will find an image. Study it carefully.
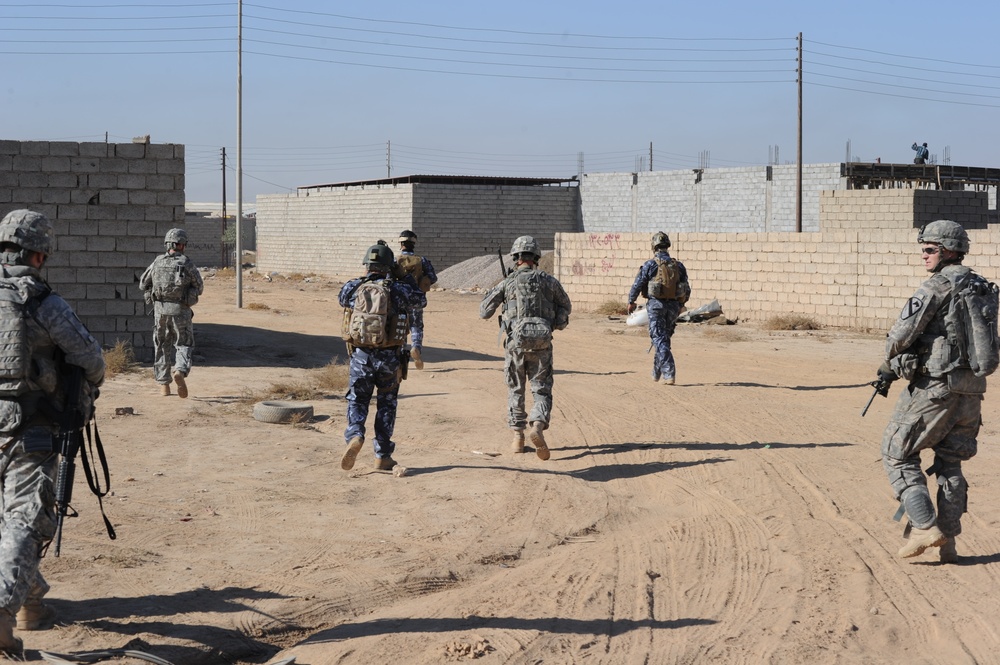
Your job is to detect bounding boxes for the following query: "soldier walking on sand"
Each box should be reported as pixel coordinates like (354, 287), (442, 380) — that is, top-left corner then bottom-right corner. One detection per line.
(339, 242), (426, 472)
(396, 230), (437, 369)
(480, 236), (571, 460)
(876, 220), (996, 563)
(139, 228), (203, 398)
(626, 232), (690, 384)
(0, 210), (105, 654)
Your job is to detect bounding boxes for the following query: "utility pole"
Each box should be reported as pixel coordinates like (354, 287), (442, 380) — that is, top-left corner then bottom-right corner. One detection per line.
(221, 147), (227, 268)
(236, 0), (243, 307)
(796, 31), (803, 233)
(221, 147), (227, 223)
(649, 142), (653, 171)
(386, 140), (391, 178)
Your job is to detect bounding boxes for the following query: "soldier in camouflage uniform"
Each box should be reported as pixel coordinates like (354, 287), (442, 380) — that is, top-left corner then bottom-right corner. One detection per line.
(878, 220), (988, 563)
(339, 242), (426, 472)
(397, 230), (437, 370)
(139, 228), (204, 398)
(627, 232), (691, 384)
(0, 210), (105, 654)
(480, 236), (571, 460)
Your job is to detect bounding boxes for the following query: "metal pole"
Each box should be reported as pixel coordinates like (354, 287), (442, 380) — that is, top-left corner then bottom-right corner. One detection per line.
(386, 140), (391, 178)
(649, 142), (653, 171)
(221, 147), (227, 267)
(236, 0), (243, 307)
(796, 31), (803, 233)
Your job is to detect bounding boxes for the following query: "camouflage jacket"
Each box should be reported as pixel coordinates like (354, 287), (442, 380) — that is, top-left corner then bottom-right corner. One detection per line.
(479, 264), (572, 331)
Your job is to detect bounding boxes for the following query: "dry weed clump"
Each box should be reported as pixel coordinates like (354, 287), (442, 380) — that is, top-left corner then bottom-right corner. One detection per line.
(311, 359), (349, 392)
(239, 359), (349, 408)
(762, 314), (821, 331)
(594, 300), (628, 316)
(103, 340), (138, 378)
(244, 302), (270, 311)
(700, 327), (751, 342)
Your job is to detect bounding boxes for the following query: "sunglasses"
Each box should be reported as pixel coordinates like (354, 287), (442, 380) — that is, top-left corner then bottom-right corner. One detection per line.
(921, 247), (941, 255)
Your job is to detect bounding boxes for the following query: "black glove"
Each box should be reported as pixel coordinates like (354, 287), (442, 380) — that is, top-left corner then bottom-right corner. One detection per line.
(876, 362), (897, 385)
(626, 302), (637, 315)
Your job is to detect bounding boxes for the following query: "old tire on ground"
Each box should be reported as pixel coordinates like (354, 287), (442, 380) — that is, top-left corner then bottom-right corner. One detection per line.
(252, 400), (314, 424)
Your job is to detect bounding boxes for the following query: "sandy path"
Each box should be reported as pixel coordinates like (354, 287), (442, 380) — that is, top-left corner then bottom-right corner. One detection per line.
(15, 272), (1000, 664)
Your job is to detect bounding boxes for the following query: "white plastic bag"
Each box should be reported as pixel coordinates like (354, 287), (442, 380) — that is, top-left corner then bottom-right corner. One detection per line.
(626, 307), (649, 327)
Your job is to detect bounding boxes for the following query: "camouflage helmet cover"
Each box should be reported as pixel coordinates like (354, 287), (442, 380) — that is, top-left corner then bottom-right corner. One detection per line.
(918, 219), (969, 254)
(0, 209), (55, 255)
(164, 228), (188, 247)
(399, 230), (417, 244)
(510, 235), (541, 259)
(363, 242), (395, 269)
(651, 231), (671, 250)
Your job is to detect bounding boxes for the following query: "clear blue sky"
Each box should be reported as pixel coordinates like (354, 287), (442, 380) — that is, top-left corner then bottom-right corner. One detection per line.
(4, 1), (998, 203)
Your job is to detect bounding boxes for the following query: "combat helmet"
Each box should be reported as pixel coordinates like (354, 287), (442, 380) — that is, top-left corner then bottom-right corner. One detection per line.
(651, 231), (671, 251)
(399, 230), (417, 245)
(918, 220), (969, 254)
(510, 236), (541, 260)
(363, 241), (394, 271)
(0, 209), (55, 258)
(164, 228), (188, 251)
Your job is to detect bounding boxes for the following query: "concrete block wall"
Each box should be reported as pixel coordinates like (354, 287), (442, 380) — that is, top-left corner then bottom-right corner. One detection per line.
(411, 183), (580, 270)
(256, 184), (412, 278)
(255, 183), (580, 277)
(582, 163), (844, 236)
(555, 202), (1000, 332)
(181, 217), (225, 268)
(0, 140), (185, 361)
(821, 189), (989, 231)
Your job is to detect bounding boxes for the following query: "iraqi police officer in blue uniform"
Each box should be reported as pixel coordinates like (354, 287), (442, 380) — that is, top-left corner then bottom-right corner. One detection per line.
(627, 232), (691, 384)
(339, 242), (425, 472)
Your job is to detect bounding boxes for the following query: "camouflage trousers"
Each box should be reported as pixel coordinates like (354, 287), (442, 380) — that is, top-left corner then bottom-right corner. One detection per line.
(0, 429), (57, 615)
(647, 300), (681, 381)
(153, 303), (195, 383)
(345, 347), (402, 458)
(504, 340), (553, 431)
(409, 307), (425, 350)
(881, 377), (982, 536)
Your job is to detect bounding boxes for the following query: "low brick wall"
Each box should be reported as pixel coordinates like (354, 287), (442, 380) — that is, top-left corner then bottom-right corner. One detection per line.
(555, 189), (1000, 331)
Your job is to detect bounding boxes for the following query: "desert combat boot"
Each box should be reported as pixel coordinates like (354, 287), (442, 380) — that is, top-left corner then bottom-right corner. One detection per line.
(898, 524), (947, 558)
(160, 383), (171, 396)
(16, 597), (56, 631)
(173, 370), (188, 399)
(939, 537), (959, 564)
(528, 422), (550, 461)
(0, 610), (22, 655)
(511, 429), (525, 454)
(341, 437), (364, 471)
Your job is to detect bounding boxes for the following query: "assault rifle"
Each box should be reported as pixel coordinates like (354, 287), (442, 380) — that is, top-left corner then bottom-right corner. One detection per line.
(497, 247), (510, 279)
(860, 376), (893, 418)
(52, 365), (115, 557)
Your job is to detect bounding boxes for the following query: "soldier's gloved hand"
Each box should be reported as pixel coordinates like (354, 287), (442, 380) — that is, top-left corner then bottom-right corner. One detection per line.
(877, 361), (897, 385)
(626, 302), (637, 315)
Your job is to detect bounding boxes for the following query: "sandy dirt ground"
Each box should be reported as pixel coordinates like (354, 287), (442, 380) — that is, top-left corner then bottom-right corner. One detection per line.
(12, 269), (1000, 665)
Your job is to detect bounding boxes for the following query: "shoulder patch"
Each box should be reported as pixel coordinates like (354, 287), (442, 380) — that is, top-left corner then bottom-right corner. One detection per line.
(901, 296), (924, 320)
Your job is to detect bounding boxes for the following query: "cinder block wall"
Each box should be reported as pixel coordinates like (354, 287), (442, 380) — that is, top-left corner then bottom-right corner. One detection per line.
(556, 189), (1000, 331)
(582, 163), (844, 234)
(0, 139), (185, 360)
(255, 184), (415, 277)
(255, 183), (580, 277)
(411, 183), (580, 270)
(181, 217), (224, 268)
(822, 189), (988, 230)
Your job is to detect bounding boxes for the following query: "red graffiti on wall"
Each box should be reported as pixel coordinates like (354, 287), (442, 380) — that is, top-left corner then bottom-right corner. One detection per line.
(588, 233), (622, 249)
